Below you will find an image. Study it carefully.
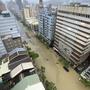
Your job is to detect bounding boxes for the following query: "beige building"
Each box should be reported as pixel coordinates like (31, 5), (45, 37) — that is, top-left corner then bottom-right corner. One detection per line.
(23, 5), (38, 20)
(23, 6), (31, 19)
(54, 5), (90, 66)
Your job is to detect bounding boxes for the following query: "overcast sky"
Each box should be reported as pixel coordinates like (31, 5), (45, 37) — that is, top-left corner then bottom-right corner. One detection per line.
(2, 0), (90, 4)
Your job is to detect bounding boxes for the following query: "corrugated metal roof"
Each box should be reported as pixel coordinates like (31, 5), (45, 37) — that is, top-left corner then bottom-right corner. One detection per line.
(8, 48), (26, 56)
(10, 62), (34, 78)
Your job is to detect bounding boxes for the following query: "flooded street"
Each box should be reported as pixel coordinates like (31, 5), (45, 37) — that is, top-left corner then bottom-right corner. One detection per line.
(20, 23), (90, 90)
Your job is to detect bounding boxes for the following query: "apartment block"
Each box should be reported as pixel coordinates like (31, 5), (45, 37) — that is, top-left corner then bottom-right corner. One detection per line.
(54, 5), (90, 66)
(38, 5), (56, 45)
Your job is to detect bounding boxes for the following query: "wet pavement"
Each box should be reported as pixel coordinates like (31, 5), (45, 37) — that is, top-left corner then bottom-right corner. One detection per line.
(19, 22), (90, 90)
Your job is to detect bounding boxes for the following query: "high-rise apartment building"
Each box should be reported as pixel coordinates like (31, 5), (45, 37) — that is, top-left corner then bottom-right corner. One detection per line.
(54, 5), (90, 66)
(23, 6), (31, 19)
(38, 5), (56, 45)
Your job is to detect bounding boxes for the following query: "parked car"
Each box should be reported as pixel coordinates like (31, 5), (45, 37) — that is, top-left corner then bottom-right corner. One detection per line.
(63, 66), (69, 72)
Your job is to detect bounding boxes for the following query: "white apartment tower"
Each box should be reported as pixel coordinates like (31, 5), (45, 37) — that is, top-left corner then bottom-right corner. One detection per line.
(38, 5), (56, 45)
(54, 5), (90, 66)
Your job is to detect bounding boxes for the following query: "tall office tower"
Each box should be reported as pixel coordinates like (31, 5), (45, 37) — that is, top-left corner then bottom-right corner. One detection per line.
(38, 5), (56, 45)
(39, 0), (43, 8)
(54, 5), (90, 66)
(0, 0), (6, 12)
(15, 0), (23, 10)
(0, 11), (22, 57)
(23, 0), (29, 7)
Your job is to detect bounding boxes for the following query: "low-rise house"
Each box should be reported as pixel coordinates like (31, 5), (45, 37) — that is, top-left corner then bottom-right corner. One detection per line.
(0, 48), (45, 90)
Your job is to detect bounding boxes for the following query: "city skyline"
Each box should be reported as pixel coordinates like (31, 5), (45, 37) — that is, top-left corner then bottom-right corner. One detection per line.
(2, 0), (90, 4)
(0, 0), (90, 90)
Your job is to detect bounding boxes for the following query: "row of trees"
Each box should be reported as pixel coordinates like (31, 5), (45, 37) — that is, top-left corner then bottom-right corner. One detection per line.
(26, 46), (39, 64)
(37, 66), (57, 90)
(26, 46), (57, 90)
(36, 35), (49, 49)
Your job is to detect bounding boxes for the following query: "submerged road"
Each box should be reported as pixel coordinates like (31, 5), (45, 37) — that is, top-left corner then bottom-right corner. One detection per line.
(19, 22), (90, 90)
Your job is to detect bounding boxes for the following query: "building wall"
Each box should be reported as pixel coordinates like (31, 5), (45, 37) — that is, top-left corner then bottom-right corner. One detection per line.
(0, 38), (7, 57)
(54, 5), (90, 65)
(38, 6), (56, 44)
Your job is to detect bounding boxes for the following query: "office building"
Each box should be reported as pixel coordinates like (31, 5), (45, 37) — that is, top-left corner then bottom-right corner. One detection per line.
(0, 11), (22, 57)
(7, 0), (21, 20)
(53, 5), (90, 66)
(15, 0), (23, 10)
(0, 0), (6, 12)
(38, 5), (56, 45)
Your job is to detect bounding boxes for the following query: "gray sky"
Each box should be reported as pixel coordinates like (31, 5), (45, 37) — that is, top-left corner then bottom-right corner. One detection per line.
(2, 0), (90, 4)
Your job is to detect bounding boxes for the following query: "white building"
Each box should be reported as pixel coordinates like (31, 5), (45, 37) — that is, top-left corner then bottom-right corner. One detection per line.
(54, 5), (90, 66)
(38, 5), (56, 45)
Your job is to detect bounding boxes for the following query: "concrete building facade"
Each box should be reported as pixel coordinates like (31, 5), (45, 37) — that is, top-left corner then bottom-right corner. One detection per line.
(38, 5), (56, 45)
(53, 5), (90, 66)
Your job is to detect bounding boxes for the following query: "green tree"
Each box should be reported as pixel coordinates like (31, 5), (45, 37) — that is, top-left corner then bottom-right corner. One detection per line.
(38, 66), (57, 90)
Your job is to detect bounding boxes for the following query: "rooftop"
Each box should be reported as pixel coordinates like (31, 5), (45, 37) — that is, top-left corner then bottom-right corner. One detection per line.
(8, 48), (26, 56)
(0, 62), (10, 77)
(10, 62), (34, 78)
(26, 17), (38, 25)
(11, 74), (45, 90)
(58, 5), (90, 15)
